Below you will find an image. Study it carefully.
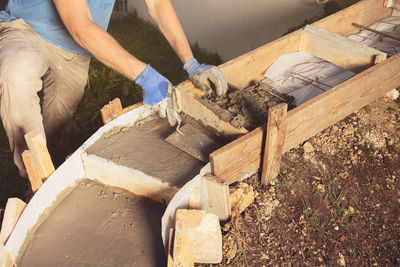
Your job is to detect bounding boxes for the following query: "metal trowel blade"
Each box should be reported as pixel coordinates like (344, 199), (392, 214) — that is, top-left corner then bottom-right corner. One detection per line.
(165, 124), (219, 163)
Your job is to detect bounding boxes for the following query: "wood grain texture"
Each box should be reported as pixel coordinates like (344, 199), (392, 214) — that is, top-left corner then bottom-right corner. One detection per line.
(167, 228), (175, 267)
(313, 0), (392, 36)
(211, 54), (400, 185)
(21, 150), (43, 193)
(0, 198), (26, 245)
(261, 103), (288, 185)
(0, 244), (13, 267)
(24, 131), (54, 181)
(100, 98), (122, 124)
(300, 25), (387, 71)
(200, 175), (231, 221)
(210, 125), (264, 178)
(283, 53), (400, 153)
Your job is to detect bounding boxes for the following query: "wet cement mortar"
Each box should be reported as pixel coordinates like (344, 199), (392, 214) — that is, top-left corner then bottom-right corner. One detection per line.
(197, 96), (400, 266)
(86, 116), (205, 188)
(17, 179), (166, 267)
(200, 83), (293, 130)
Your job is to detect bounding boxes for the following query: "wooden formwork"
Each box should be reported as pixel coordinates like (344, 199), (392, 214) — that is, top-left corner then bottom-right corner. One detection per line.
(177, 0), (400, 185)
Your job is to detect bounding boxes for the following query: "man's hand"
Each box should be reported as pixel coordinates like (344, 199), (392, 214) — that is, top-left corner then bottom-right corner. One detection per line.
(184, 58), (228, 96)
(135, 65), (179, 126)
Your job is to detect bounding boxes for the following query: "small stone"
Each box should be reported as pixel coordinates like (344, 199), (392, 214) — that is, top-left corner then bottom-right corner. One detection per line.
(334, 226), (339, 231)
(268, 187), (275, 193)
(229, 183), (255, 217)
(303, 142), (314, 153)
(272, 200), (280, 206)
(348, 206), (355, 214)
(386, 88), (399, 100)
(338, 253), (346, 266)
(343, 127), (354, 136)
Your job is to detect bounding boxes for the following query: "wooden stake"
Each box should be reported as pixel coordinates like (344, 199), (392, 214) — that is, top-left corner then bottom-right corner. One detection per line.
(167, 228), (175, 267)
(261, 103), (288, 185)
(0, 198), (26, 245)
(189, 189), (200, 210)
(24, 131), (55, 181)
(100, 98), (143, 124)
(100, 98), (123, 124)
(200, 175), (231, 221)
(173, 221), (194, 267)
(0, 244), (13, 267)
(22, 150), (43, 193)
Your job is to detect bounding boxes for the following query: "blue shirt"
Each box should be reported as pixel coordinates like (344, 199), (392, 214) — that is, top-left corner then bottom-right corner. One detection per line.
(0, 0), (115, 55)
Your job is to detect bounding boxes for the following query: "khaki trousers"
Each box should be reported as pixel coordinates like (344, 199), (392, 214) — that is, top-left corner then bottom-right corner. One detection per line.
(0, 19), (90, 177)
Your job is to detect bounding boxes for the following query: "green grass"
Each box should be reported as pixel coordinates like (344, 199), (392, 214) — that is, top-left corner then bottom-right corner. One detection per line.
(0, 12), (222, 209)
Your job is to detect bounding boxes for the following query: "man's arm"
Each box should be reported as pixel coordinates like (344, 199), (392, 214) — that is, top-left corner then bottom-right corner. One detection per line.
(144, 0), (193, 63)
(53, 0), (147, 80)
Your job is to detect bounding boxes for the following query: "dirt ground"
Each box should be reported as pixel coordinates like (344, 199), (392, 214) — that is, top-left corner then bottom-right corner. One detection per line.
(199, 95), (400, 266)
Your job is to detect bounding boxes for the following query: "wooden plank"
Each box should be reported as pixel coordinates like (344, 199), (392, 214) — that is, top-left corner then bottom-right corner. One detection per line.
(100, 98), (123, 124)
(313, 0), (392, 36)
(261, 103), (288, 185)
(173, 221), (194, 267)
(217, 156), (261, 185)
(219, 30), (302, 89)
(0, 198), (26, 245)
(210, 125), (264, 178)
(189, 189), (200, 210)
(21, 150), (43, 193)
(24, 131), (54, 181)
(300, 25), (387, 72)
(122, 102), (143, 114)
(0, 244), (13, 267)
(167, 228), (175, 267)
(211, 54), (400, 185)
(283, 53), (400, 152)
(200, 175), (231, 221)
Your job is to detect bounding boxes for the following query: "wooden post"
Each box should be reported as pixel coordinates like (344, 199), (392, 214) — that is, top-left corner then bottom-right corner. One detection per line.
(24, 131), (55, 181)
(200, 175), (231, 221)
(173, 222), (194, 267)
(100, 98), (123, 124)
(22, 150), (43, 193)
(0, 198), (26, 245)
(189, 189), (200, 210)
(0, 244), (13, 267)
(261, 103), (288, 185)
(100, 98), (143, 124)
(167, 228), (175, 267)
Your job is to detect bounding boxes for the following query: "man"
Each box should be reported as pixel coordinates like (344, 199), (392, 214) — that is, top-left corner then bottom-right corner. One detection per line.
(0, 0), (227, 177)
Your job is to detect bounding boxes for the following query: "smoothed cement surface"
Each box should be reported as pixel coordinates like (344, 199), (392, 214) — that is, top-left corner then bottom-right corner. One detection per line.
(86, 117), (205, 187)
(17, 180), (166, 267)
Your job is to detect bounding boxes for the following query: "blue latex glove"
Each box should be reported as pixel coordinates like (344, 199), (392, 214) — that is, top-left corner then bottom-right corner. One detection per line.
(184, 58), (228, 96)
(135, 64), (168, 105)
(135, 64), (179, 126)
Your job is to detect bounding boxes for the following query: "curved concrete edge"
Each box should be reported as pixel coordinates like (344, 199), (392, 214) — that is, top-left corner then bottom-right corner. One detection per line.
(82, 153), (180, 204)
(161, 164), (210, 251)
(4, 106), (155, 263)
